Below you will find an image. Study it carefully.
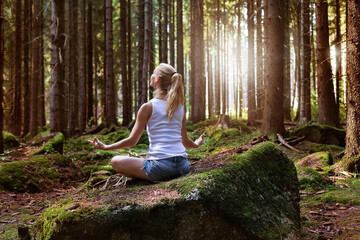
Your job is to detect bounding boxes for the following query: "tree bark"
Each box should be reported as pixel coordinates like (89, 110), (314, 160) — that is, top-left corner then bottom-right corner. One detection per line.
(79, 0), (87, 132)
(261, 0), (286, 135)
(140, 0), (150, 107)
(0, 1), (4, 153)
(137, 0), (145, 109)
(13, 0), (22, 135)
(190, 0), (205, 123)
(344, 0), (360, 172)
(68, 0), (78, 135)
(30, 0), (41, 137)
(50, 0), (67, 135)
(335, 0), (342, 117)
(127, 0), (132, 118)
(215, 0), (220, 115)
(283, 0), (291, 121)
(105, 0), (116, 127)
(87, 0), (94, 125)
(247, 0), (256, 126)
(237, 4), (242, 118)
(23, 0), (31, 136)
(256, 0), (264, 120)
(176, 0), (184, 77)
(39, 0), (46, 127)
(169, 0), (175, 67)
(315, 0), (339, 126)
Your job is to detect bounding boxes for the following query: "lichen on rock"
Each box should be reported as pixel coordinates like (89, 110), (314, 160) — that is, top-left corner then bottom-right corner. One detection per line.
(33, 142), (300, 240)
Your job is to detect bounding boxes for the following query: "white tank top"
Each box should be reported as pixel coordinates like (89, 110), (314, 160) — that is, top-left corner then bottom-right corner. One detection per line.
(146, 98), (187, 160)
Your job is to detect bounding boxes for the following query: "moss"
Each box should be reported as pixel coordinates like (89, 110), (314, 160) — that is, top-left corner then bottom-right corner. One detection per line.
(305, 190), (360, 205)
(34, 133), (65, 155)
(3, 131), (20, 149)
(34, 142), (300, 239)
(290, 124), (346, 146)
(83, 165), (116, 177)
(309, 143), (344, 154)
(64, 137), (94, 152)
(0, 155), (84, 192)
(297, 167), (333, 191)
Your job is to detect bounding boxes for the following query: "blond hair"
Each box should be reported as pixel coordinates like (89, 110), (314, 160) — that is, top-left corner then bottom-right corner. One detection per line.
(156, 63), (185, 120)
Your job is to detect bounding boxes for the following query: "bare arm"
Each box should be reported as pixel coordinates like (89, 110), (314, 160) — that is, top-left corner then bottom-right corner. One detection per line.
(89, 103), (152, 150)
(181, 112), (204, 148)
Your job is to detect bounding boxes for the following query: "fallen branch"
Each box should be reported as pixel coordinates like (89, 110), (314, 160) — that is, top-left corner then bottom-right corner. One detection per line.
(287, 136), (305, 145)
(277, 134), (302, 153)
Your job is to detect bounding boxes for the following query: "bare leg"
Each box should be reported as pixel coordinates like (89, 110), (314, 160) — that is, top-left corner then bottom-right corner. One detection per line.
(111, 156), (151, 181)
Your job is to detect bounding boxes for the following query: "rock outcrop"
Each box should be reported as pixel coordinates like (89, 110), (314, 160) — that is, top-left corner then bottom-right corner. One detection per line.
(34, 142), (300, 240)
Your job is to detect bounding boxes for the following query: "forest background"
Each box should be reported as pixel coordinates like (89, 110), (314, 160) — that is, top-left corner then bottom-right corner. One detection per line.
(0, 0), (359, 171)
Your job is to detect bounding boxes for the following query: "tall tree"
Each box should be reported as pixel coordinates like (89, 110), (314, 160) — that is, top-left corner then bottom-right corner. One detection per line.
(256, 0), (264, 120)
(237, 4), (243, 118)
(300, 0), (311, 122)
(214, 0), (221, 115)
(176, 0), (184, 77)
(22, 0), (31, 136)
(68, 0), (78, 135)
(120, 0), (131, 126)
(139, 0), (150, 106)
(0, 0), (4, 153)
(190, 0), (205, 122)
(105, 0), (116, 127)
(79, 0), (87, 132)
(50, 0), (67, 134)
(87, 0), (94, 125)
(315, 0), (339, 126)
(127, 0), (132, 115)
(169, 0), (175, 67)
(30, 0), (41, 137)
(247, 0), (256, 126)
(334, 0), (342, 117)
(137, 0), (145, 109)
(283, 0), (291, 121)
(12, 0), (22, 135)
(39, 0), (46, 128)
(261, 0), (286, 135)
(343, 0), (360, 172)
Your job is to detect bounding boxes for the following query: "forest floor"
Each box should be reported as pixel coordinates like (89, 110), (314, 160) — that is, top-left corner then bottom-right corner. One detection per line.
(0, 121), (359, 240)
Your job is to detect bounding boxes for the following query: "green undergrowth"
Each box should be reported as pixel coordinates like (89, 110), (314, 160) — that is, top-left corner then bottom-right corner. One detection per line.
(34, 133), (65, 155)
(297, 167), (334, 191)
(303, 189), (360, 206)
(0, 154), (84, 192)
(3, 131), (20, 149)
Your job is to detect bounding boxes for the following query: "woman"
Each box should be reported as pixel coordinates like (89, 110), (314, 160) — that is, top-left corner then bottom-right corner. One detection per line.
(89, 63), (204, 181)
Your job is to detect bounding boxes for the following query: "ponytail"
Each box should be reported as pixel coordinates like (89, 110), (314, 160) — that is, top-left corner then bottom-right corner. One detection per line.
(156, 63), (185, 120)
(166, 73), (185, 120)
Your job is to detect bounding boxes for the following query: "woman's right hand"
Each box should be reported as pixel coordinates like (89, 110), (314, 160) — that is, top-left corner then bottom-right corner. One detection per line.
(88, 137), (107, 150)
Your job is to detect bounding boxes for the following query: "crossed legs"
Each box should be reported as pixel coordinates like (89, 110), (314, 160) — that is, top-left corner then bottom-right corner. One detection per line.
(110, 156), (151, 181)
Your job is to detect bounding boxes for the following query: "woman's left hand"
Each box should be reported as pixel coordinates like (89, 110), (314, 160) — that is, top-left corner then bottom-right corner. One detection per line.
(195, 135), (204, 148)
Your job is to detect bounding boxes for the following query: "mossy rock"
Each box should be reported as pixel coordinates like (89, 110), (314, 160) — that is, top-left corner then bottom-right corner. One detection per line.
(296, 152), (334, 169)
(0, 154), (84, 192)
(290, 124), (345, 147)
(34, 142), (300, 239)
(297, 167), (333, 191)
(34, 133), (65, 155)
(3, 131), (20, 149)
(309, 143), (345, 154)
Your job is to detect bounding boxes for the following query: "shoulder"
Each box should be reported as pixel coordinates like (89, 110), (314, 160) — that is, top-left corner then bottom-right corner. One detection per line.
(137, 101), (153, 120)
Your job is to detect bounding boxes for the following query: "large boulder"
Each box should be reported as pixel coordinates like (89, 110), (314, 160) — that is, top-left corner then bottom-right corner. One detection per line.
(34, 142), (300, 240)
(290, 124), (345, 147)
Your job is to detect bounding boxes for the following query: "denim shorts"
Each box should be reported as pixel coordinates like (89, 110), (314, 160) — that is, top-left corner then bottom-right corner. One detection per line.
(143, 156), (190, 182)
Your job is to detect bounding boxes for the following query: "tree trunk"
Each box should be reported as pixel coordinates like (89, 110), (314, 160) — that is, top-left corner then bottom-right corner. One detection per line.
(300, 0), (311, 123)
(237, 5), (242, 118)
(127, 0), (132, 118)
(50, 0), (67, 135)
(261, 0), (286, 135)
(158, 0), (163, 63)
(335, 0), (342, 117)
(105, 0), (116, 127)
(23, 0), (31, 136)
(215, 0), (220, 115)
(13, 0), (22, 135)
(247, 0), (256, 126)
(120, 0), (131, 126)
(30, 0), (41, 137)
(68, 0), (78, 135)
(343, 0), (360, 172)
(140, 0), (150, 106)
(256, 0), (264, 120)
(206, 21), (213, 118)
(190, 0), (205, 123)
(283, 0), (291, 121)
(176, 0), (184, 77)
(315, 0), (339, 126)
(79, 0), (87, 132)
(163, 0), (168, 63)
(39, 0), (46, 128)
(137, 0), (145, 109)
(169, 0), (175, 67)
(87, 0), (94, 125)
(0, 1), (4, 153)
